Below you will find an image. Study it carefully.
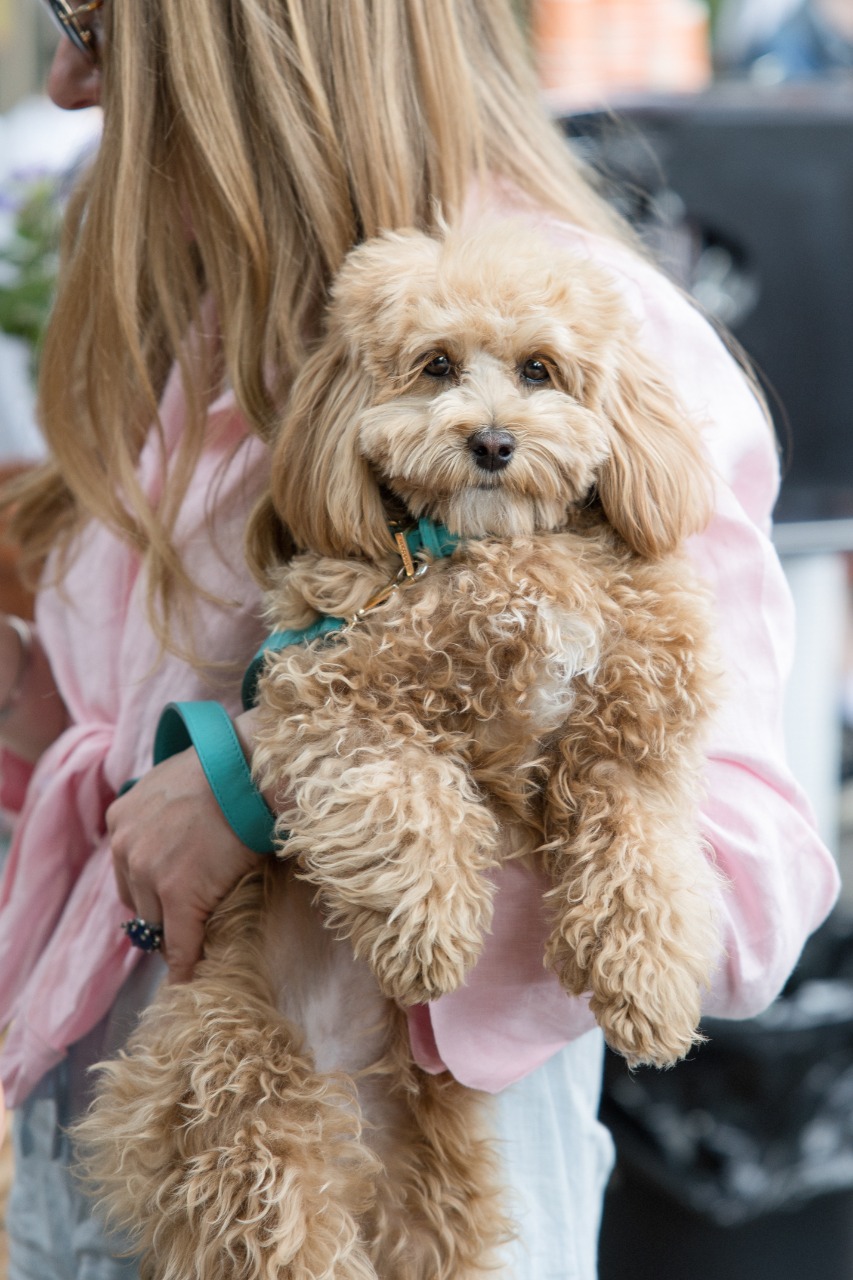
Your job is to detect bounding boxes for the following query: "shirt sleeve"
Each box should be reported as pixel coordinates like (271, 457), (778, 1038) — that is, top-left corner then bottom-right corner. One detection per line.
(620, 244), (841, 1018)
(0, 747), (34, 817)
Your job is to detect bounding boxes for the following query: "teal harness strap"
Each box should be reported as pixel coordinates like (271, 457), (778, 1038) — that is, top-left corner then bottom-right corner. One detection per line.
(241, 615), (346, 710)
(404, 516), (460, 561)
(241, 517), (460, 710)
(154, 701), (278, 854)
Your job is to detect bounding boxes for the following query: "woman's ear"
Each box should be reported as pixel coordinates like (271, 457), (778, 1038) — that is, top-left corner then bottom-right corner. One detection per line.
(596, 346), (713, 558)
(268, 328), (391, 562)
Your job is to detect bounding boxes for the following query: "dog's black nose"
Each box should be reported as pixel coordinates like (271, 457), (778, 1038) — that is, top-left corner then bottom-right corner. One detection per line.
(467, 428), (516, 472)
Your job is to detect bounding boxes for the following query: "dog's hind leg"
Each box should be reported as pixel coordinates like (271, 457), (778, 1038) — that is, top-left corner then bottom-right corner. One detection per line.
(75, 868), (381, 1280)
(265, 882), (510, 1278)
(357, 1009), (511, 1280)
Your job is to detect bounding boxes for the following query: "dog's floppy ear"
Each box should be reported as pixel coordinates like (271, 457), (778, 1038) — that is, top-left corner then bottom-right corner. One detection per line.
(266, 229), (443, 562)
(596, 345), (713, 558)
(267, 326), (391, 561)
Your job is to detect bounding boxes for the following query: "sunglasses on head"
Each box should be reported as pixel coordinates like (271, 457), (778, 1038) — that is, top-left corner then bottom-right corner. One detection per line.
(41, 0), (104, 61)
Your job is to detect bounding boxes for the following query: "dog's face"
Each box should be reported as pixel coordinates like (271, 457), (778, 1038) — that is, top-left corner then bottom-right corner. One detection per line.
(352, 237), (621, 539)
(271, 223), (712, 561)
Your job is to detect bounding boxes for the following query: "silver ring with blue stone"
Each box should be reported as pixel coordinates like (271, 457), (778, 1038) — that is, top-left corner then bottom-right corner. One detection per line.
(122, 916), (164, 952)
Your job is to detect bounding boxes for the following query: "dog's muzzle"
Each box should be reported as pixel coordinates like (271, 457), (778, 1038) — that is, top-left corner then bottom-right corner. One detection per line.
(467, 427), (516, 473)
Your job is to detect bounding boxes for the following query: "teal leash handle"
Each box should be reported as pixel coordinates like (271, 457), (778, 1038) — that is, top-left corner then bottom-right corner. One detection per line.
(153, 701), (278, 855)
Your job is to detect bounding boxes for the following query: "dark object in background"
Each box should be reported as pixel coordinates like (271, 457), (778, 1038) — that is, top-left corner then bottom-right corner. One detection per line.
(563, 85), (853, 533)
(598, 911), (853, 1280)
(599, 1176), (853, 1280)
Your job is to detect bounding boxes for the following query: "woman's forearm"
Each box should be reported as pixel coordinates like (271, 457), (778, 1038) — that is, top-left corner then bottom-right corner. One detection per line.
(0, 616), (69, 763)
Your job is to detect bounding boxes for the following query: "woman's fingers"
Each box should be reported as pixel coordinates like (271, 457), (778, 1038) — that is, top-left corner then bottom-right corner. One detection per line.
(105, 745), (259, 983)
(158, 900), (206, 985)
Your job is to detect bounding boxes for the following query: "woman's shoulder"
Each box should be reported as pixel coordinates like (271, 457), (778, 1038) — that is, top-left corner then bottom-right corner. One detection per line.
(534, 216), (781, 532)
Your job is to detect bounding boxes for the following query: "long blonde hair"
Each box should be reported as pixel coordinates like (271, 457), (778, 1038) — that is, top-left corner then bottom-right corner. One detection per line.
(9, 0), (627, 643)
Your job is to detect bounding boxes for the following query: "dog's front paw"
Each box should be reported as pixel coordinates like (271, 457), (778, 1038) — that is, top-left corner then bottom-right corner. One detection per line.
(284, 731), (502, 1004)
(547, 924), (707, 1067)
(368, 924), (484, 1005)
(339, 882), (495, 1005)
(590, 977), (703, 1068)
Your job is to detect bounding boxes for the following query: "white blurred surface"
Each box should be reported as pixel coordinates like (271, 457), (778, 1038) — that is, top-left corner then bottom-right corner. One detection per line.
(0, 94), (100, 188)
(782, 553), (847, 858)
(0, 95), (100, 462)
(715, 0), (803, 62)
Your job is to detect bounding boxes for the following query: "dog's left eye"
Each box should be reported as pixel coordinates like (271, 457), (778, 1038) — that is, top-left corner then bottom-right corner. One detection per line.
(423, 354), (454, 378)
(521, 359), (550, 385)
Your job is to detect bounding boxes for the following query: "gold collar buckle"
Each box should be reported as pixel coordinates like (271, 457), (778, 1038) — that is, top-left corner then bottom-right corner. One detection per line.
(347, 561), (429, 627)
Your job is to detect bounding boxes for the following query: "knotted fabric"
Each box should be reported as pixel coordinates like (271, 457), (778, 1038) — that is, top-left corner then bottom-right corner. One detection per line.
(0, 364), (269, 1107)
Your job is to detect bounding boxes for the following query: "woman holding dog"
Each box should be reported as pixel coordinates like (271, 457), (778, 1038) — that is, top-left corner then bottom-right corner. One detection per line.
(0, 1), (839, 1276)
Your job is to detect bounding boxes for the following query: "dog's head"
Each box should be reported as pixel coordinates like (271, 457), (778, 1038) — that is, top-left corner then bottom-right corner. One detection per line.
(269, 222), (712, 561)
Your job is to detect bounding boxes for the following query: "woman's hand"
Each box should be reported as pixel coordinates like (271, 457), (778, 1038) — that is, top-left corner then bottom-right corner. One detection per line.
(106, 739), (262, 984)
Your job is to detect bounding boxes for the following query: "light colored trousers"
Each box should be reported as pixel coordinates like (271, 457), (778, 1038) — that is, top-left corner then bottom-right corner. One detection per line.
(7, 960), (613, 1280)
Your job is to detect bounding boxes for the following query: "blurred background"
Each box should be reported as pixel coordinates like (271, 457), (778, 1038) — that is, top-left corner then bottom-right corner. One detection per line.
(3, 0), (853, 1275)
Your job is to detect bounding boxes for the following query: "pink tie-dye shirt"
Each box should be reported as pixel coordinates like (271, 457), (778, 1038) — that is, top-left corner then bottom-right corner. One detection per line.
(0, 222), (840, 1106)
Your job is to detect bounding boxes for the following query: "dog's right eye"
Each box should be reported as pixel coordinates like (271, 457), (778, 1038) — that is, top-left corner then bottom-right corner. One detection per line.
(521, 359), (551, 385)
(423, 354), (453, 378)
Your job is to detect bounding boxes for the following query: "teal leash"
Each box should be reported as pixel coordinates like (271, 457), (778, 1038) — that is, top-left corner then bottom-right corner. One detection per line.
(241, 516), (459, 709)
(241, 615), (346, 713)
(151, 701), (278, 854)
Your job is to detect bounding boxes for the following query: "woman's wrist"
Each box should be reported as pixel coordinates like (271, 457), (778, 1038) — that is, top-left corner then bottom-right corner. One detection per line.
(231, 706), (277, 809)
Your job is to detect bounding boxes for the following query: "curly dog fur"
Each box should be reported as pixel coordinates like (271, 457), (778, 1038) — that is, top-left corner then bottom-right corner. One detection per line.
(77, 221), (722, 1277)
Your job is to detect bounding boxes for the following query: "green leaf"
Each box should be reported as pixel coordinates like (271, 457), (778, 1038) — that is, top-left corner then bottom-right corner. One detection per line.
(0, 175), (63, 378)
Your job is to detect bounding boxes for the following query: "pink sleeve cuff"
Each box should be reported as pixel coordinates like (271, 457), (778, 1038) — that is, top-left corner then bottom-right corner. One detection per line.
(407, 1003), (447, 1075)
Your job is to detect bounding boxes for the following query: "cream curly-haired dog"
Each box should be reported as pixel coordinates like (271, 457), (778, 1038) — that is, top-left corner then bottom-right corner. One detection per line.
(77, 221), (722, 1279)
